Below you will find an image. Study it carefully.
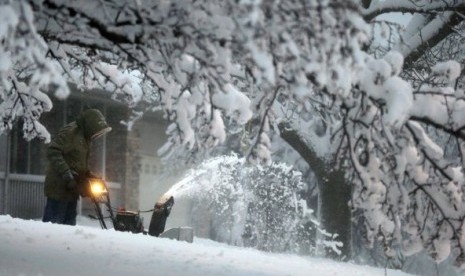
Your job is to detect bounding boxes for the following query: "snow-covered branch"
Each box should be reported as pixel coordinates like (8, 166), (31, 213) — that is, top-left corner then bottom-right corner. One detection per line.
(362, 0), (465, 21)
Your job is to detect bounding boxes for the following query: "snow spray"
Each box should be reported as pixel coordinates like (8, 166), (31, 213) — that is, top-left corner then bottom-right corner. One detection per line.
(158, 155), (333, 253)
(162, 155), (244, 200)
(163, 174), (197, 199)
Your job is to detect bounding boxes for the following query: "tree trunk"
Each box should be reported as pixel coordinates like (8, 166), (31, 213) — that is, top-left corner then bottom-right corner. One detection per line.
(279, 123), (352, 260)
(318, 168), (351, 259)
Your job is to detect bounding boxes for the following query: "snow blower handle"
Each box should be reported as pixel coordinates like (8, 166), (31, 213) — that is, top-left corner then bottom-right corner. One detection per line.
(83, 177), (115, 230)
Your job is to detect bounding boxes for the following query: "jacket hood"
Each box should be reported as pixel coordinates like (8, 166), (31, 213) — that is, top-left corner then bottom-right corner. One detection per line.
(76, 109), (112, 140)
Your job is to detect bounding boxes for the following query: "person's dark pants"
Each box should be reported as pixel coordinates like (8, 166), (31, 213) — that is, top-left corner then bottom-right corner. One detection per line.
(42, 198), (77, 226)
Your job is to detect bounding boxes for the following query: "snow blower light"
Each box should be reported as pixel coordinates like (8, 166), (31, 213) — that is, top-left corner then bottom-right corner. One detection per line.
(82, 178), (109, 203)
(90, 179), (107, 196)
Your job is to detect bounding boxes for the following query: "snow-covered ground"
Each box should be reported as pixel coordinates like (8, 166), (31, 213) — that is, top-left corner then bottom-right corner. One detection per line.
(0, 215), (410, 276)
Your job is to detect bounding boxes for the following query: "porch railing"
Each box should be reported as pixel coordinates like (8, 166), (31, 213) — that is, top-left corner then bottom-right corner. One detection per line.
(0, 172), (121, 220)
(0, 172), (45, 219)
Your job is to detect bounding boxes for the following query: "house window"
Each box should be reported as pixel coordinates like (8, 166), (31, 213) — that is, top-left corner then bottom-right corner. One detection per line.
(9, 124), (45, 175)
(145, 164), (150, 174)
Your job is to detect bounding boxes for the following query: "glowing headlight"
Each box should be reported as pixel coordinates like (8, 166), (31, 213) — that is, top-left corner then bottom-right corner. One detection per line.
(90, 179), (107, 197)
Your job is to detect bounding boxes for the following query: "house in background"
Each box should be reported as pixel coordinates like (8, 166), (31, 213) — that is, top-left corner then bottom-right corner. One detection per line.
(0, 86), (191, 230)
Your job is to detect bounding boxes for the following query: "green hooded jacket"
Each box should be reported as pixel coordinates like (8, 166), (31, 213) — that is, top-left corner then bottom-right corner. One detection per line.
(44, 109), (111, 202)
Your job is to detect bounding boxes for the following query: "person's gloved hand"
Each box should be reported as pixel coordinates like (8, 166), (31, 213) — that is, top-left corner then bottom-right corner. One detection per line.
(62, 169), (78, 190)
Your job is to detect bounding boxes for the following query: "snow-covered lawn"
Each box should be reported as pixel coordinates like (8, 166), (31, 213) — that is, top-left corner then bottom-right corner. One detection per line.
(0, 215), (410, 276)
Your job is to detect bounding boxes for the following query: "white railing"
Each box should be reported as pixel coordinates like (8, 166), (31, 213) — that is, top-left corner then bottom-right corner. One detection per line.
(0, 172), (46, 219)
(0, 172), (121, 220)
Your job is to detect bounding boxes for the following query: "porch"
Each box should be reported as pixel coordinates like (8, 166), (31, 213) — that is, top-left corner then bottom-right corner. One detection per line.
(0, 172), (122, 220)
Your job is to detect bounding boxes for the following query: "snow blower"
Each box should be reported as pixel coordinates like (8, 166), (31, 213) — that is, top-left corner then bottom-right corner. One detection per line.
(82, 177), (192, 242)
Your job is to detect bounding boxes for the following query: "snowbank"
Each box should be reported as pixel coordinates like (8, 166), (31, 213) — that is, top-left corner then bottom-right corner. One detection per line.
(0, 215), (410, 276)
